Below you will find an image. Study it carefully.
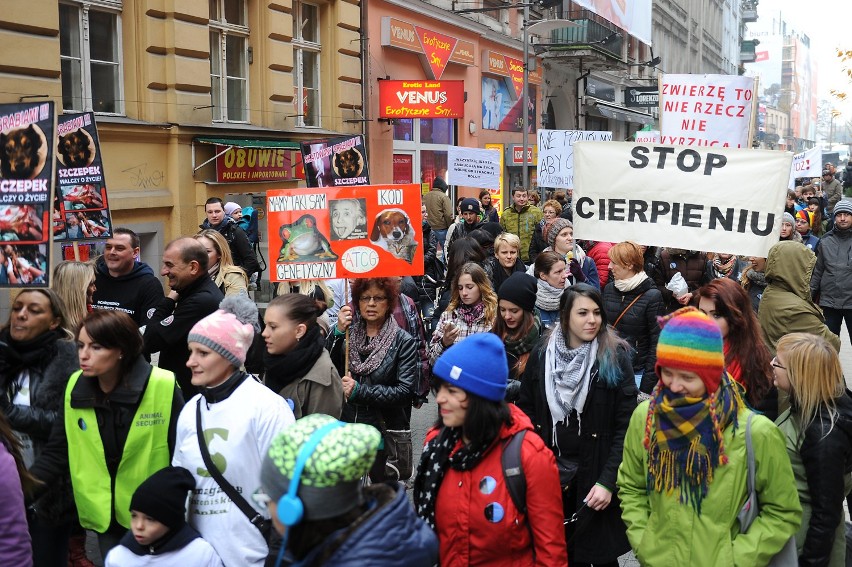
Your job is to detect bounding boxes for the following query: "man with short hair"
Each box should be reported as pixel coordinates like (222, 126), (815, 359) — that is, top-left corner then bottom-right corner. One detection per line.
(810, 198), (852, 347)
(822, 169), (843, 216)
(444, 198), (484, 257)
(499, 186), (543, 263)
(200, 197), (259, 277)
(423, 171), (455, 252)
(91, 228), (164, 327)
(143, 237), (224, 396)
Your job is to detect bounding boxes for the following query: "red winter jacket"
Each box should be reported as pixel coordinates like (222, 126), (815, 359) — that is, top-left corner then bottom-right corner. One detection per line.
(586, 241), (614, 288)
(426, 404), (567, 567)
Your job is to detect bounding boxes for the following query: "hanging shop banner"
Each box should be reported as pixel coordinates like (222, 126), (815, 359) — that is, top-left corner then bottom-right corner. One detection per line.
(54, 112), (113, 243)
(788, 147), (821, 188)
(447, 146), (500, 190)
(573, 142), (792, 257)
(267, 184), (424, 281)
(625, 86), (659, 108)
(378, 80), (465, 119)
(300, 135), (370, 188)
(536, 129), (612, 189)
(485, 143), (504, 215)
(573, 0), (652, 45)
(659, 74), (758, 148)
(380, 17), (475, 80)
(0, 101), (56, 287)
(215, 145), (301, 183)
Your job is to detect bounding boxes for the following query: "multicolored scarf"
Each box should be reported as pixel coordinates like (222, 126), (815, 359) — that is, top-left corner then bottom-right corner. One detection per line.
(643, 377), (743, 514)
(348, 315), (399, 377)
(456, 301), (485, 328)
(711, 254), (736, 278)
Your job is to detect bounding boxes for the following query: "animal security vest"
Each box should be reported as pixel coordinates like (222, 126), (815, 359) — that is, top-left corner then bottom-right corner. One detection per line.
(65, 367), (175, 532)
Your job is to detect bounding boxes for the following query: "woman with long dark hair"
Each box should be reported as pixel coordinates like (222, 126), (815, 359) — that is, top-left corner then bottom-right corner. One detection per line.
(519, 284), (636, 566)
(491, 272), (540, 402)
(0, 289), (77, 566)
(414, 333), (567, 566)
(328, 277), (418, 482)
(773, 332), (852, 566)
(262, 293), (343, 419)
(697, 277), (777, 419)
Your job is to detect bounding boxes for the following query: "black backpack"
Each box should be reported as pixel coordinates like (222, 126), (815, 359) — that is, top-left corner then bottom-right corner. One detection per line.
(501, 430), (528, 513)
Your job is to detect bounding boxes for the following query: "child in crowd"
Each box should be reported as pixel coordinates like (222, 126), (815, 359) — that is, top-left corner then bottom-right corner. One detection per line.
(105, 466), (223, 566)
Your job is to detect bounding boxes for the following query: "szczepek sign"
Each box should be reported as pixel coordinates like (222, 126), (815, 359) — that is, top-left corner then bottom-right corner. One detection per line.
(378, 80), (464, 119)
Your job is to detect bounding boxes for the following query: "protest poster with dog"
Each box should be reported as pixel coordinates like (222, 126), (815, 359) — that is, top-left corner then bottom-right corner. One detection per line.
(266, 184), (423, 281)
(54, 112), (114, 242)
(0, 101), (57, 287)
(300, 135), (371, 188)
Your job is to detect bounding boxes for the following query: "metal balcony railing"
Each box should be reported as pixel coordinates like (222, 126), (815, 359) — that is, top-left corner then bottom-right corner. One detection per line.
(546, 10), (622, 57)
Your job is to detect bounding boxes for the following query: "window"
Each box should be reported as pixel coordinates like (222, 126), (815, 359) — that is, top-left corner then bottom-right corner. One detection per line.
(293, 1), (321, 127)
(393, 119), (453, 198)
(210, 0), (249, 122)
(59, 1), (123, 114)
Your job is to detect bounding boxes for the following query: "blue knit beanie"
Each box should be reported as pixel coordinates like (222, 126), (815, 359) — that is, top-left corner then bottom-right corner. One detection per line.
(433, 333), (508, 401)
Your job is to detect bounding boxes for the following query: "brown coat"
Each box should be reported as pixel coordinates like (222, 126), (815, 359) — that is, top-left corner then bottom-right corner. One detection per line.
(424, 189), (455, 230)
(276, 350), (344, 419)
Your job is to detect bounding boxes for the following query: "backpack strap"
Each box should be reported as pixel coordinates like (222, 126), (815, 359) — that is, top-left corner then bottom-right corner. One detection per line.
(502, 430), (528, 514)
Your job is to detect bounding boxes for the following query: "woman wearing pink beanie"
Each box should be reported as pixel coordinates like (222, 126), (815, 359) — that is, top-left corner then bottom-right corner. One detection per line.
(172, 295), (295, 567)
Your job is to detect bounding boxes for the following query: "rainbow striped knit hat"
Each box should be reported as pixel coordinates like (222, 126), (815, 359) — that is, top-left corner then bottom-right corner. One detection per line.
(655, 307), (725, 394)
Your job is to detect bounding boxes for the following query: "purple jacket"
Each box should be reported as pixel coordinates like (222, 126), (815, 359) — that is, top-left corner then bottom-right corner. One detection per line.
(0, 442), (32, 566)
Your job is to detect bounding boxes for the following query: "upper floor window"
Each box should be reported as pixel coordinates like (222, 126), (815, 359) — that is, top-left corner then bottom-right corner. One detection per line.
(59, 1), (123, 114)
(293, 1), (321, 127)
(209, 0), (249, 122)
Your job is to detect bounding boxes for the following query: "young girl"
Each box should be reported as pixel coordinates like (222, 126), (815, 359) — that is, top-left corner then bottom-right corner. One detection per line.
(414, 333), (567, 566)
(533, 251), (566, 329)
(491, 272), (540, 402)
(773, 333), (852, 566)
(429, 263), (497, 366)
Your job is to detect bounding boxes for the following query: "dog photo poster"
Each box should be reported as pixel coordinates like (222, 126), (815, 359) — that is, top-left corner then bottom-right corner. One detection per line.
(54, 112), (114, 242)
(300, 135), (371, 188)
(0, 101), (56, 287)
(266, 183), (424, 281)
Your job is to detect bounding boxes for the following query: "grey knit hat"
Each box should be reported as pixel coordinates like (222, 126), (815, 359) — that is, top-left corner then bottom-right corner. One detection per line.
(781, 212), (795, 227)
(834, 199), (852, 217)
(546, 218), (573, 247)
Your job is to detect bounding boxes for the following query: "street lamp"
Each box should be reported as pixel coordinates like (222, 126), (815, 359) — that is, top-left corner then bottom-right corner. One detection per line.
(522, 17), (579, 197)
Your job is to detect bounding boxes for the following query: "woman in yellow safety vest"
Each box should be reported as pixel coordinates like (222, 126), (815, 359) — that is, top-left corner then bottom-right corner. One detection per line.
(30, 310), (184, 559)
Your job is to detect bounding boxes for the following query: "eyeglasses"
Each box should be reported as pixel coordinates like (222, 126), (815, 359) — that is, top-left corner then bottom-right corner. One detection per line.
(770, 357), (785, 370)
(359, 295), (387, 304)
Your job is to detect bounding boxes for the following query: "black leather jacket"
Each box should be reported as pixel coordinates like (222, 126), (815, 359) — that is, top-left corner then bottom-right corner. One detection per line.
(326, 324), (417, 430)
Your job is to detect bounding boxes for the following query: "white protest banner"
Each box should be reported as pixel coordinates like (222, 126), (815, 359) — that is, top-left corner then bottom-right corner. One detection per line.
(573, 142), (792, 258)
(447, 146), (501, 190)
(788, 147), (821, 188)
(536, 129), (612, 189)
(635, 130), (659, 144)
(659, 74), (757, 148)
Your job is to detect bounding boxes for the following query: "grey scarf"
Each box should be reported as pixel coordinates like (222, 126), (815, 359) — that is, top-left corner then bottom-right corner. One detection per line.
(544, 327), (597, 430)
(536, 279), (564, 311)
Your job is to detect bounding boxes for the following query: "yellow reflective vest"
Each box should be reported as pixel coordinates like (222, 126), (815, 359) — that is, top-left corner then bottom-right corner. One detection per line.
(65, 366), (175, 532)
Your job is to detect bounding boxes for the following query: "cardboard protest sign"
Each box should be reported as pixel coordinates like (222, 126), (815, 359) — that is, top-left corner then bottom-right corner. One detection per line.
(300, 135), (370, 188)
(789, 147), (821, 188)
(536, 129), (612, 189)
(447, 146), (500, 190)
(573, 142), (791, 258)
(267, 184), (424, 281)
(54, 112), (113, 242)
(0, 101), (56, 287)
(659, 74), (758, 148)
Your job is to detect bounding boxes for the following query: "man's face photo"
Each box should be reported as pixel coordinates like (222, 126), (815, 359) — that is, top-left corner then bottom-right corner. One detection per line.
(331, 199), (367, 240)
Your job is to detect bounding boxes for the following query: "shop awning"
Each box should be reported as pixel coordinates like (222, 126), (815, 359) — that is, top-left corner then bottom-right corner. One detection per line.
(195, 137), (301, 149)
(590, 101), (654, 125)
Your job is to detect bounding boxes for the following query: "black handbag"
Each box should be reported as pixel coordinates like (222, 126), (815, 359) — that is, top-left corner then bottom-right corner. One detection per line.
(195, 399), (272, 539)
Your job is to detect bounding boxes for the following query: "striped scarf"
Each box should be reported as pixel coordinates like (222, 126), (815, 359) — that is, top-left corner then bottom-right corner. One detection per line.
(643, 377), (743, 514)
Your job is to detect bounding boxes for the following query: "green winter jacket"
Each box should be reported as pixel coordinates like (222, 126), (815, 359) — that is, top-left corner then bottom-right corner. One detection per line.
(499, 204), (542, 262)
(618, 402), (801, 567)
(757, 240), (840, 354)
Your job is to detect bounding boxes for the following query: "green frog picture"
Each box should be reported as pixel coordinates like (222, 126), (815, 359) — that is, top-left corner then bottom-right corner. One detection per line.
(277, 214), (338, 262)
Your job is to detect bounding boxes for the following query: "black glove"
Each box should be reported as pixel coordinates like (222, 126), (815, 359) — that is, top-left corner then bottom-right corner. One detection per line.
(569, 259), (586, 283)
(505, 379), (522, 402)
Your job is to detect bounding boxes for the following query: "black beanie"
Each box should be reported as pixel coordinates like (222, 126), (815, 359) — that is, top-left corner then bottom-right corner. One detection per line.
(497, 272), (538, 312)
(460, 198), (481, 214)
(130, 466), (195, 531)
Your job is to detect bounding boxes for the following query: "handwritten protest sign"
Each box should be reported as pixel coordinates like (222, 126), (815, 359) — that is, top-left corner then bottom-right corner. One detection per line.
(573, 142), (791, 257)
(300, 135), (370, 188)
(659, 74), (758, 148)
(267, 184), (424, 281)
(0, 101), (56, 287)
(447, 146), (500, 190)
(54, 112), (113, 242)
(536, 129), (612, 189)
(788, 147), (821, 188)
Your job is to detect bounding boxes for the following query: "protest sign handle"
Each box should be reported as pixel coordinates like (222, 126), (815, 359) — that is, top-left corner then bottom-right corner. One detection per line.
(344, 279), (350, 376)
(72, 242), (80, 261)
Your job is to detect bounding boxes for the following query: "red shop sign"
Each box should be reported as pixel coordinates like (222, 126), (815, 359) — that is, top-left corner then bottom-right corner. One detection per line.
(378, 80), (464, 119)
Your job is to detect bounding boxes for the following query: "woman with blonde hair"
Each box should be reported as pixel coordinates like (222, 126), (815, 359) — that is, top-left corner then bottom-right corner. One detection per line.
(485, 231), (526, 293)
(774, 332), (852, 566)
(51, 260), (96, 332)
(429, 263), (497, 365)
(195, 229), (248, 296)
